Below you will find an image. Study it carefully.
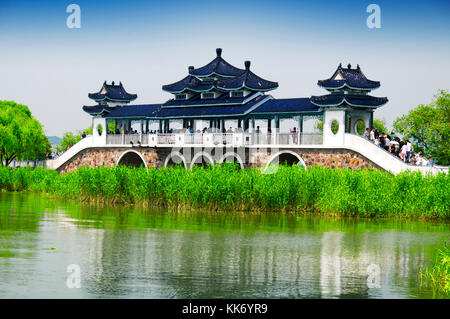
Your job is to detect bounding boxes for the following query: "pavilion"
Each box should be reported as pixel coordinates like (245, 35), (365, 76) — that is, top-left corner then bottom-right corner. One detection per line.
(82, 48), (388, 147)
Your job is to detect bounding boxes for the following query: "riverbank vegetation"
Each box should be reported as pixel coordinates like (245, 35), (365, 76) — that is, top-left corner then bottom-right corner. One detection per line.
(0, 100), (51, 165)
(0, 165), (448, 219)
(419, 243), (449, 297)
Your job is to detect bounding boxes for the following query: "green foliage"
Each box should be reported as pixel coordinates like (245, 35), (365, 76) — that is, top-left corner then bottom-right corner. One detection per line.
(314, 119), (323, 132)
(393, 90), (450, 165)
(0, 165), (448, 219)
(331, 120), (339, 134)
(419, 243), (450, 297)
(373, 118), (388, 134)
(56, 132), (81, 153)
(0, 100), (51, 165)
(356, 120), (365, 135)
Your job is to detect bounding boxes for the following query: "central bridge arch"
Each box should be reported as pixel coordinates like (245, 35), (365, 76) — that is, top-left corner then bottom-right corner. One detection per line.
(219, 152), (244, 169)
(190, 151), (215, 169)
(264, 150), (307, 170)
(164, 151), (188, 169)
(116, 150), (147, 168)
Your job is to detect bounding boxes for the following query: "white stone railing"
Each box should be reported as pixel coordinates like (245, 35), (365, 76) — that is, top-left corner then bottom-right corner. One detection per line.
(101, 132), (324, 147)
(343, 133), (448, 175)
(45, 135), (94, 170)
(41, 132), (449, 175)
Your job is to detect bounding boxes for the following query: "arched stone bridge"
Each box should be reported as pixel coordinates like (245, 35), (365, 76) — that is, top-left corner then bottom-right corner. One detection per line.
(45, 133), (447, 175)
(56, 145), (379, 174)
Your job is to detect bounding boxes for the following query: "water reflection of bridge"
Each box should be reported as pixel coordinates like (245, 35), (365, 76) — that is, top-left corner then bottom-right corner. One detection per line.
(75, 215), (441, 298)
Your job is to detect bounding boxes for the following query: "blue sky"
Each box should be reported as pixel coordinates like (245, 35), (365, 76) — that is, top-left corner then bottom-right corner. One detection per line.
(0, 0), (449, 136)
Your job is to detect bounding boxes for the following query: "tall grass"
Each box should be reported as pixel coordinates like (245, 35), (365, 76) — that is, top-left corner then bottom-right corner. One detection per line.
(419, 243), (450, 297)
(0, 165), (448, 218)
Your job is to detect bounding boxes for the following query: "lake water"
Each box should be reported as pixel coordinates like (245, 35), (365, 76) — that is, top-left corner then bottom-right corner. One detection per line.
(0, 192), (448, 299)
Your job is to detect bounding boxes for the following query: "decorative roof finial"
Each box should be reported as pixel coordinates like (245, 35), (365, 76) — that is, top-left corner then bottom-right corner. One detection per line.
(245, 60), (251, 70)
(338, 63), (342, 68)
(347, 63), (351, 69)
(216, 48), (222, 57)
(112, 81), (115, 86)
(357, 64), (360, 70)
(188, 65), (194, 73)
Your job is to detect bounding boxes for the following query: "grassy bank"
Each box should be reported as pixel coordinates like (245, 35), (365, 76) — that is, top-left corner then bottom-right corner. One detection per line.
(0, 165), (448, 218)
(419, 243), (450, 297)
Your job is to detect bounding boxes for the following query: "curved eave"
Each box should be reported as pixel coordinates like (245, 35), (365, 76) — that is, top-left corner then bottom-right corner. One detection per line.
(82, 106), (112, 115)
(317, 82), (379, 91)
(189, 71), (238, 78)
(162, 85), (217, 94)
(216, 83), (278, 92)
(310, 97), (388, 108)
(88, 94), (137, 102)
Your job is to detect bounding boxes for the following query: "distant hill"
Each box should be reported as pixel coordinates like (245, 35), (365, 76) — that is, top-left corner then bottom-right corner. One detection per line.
(47, 136), (62, 145)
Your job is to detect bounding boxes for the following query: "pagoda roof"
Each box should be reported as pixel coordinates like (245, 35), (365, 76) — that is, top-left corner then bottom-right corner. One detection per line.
(162, 73), (216, 94)
(88, 81), (137, 102)
(85, 94), (271, 119)
(216, 61), (278, 92)
(310, 93), (388, 108)
(156, 94), (270, 118)
(189, 48), (244, 78)
(162, 91), (262, 108)
(318, 64), (380, 90)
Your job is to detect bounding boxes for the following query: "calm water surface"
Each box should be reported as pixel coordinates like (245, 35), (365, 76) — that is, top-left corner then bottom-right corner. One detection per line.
(0, 192), (448, 299)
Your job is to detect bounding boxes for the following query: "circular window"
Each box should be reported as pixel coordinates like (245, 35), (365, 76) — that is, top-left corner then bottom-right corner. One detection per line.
(330, 120), (339, 135)
(355, 120), (365, 136)
(96, 124), (103, 136)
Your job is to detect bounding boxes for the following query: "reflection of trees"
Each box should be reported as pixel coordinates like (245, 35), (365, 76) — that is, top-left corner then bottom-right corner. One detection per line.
(0, 193), (43, 293)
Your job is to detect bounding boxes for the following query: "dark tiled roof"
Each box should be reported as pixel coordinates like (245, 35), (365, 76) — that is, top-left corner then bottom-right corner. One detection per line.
(157, 95), (270, 118)
(318, 64), (380, 90)
(310, 93), (388, 108)
(88, 81), (137, 102)
(217, 61), (278, 92)
(92, 95), (270, 118)
(99, 104), (161, 118)
(162, 92), (261, 107)
(162, 75), (216, 93)
(82, 105), (114, 115)
(252, 98), (319, 113)
(189, 48), (244, 78)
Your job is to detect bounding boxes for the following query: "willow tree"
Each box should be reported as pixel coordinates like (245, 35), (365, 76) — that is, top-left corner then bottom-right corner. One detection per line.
(0, 101), (51, 166)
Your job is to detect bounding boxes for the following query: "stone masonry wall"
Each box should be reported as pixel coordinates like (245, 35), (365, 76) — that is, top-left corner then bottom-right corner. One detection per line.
(58, 147), (381, 173)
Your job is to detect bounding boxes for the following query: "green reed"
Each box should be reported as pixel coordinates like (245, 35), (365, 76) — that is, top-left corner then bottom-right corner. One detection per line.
(0, 164), (448, 218)
(419, 243), (449, 297)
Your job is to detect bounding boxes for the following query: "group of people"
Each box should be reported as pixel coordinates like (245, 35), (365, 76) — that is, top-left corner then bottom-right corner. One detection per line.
(364, 128), (433, 166)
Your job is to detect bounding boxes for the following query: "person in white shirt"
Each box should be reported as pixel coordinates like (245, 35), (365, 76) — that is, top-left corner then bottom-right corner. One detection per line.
(400, 143), (407, 161)
(370, 128), (375, 142)
(405, 140), (412, 163)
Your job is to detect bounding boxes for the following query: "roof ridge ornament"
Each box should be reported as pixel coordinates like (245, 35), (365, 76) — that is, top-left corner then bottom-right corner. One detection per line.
(347, 63), (351, 69)
(216, 48), (222, 57)
(188, 66), (194, 73)
(245, 60), (251, 70)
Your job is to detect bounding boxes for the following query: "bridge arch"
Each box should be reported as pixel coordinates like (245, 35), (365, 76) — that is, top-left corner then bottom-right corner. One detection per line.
(164, 151), (188, 169)
(190, 151), (215, 169)
(116, 150), (147, 169)
(264, 150), (307, 170)
(218, 152), (244, 169)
